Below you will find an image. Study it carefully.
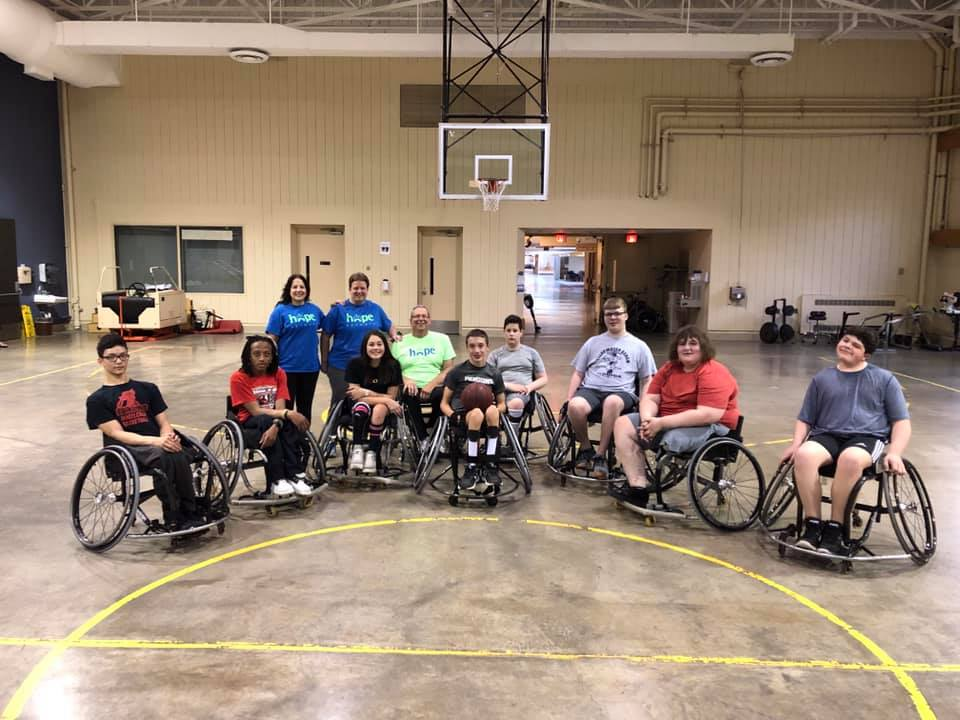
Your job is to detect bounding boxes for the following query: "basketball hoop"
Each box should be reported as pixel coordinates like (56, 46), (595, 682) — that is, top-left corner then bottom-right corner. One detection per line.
(469, 178), (508, 212)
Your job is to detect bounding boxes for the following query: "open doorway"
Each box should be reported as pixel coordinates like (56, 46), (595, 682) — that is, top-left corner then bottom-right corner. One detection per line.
(522, 228), (711, 337)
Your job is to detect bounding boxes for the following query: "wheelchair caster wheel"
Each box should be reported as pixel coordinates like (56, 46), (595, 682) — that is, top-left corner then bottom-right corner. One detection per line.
(266, 505), (279, 517)
(448, 495), (459, 507)
(777, 543), (787, 558)
(644, 516), (655, 527)
(852, 513), (863, 529)
(299, 496), (314, 509)
(217, 522), (225, 535)
(560, 477), (567, 487)
(485, 497), (498, 507)
(841, 561), (853, 574)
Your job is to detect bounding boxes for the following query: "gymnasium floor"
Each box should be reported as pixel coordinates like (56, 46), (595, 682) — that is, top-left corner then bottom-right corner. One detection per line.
(0, 299), (957, 718)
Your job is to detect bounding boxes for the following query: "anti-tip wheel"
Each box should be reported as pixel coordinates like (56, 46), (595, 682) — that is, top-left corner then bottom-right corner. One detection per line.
(644, 516), (655, 527)
(777, 542), (787, 558)
(217, 522), (225, 535)
(266, 505), (279, 517)
(300, 496), (315, 509)
(448, 495), (459, 507)
(485, 497), (498, 507)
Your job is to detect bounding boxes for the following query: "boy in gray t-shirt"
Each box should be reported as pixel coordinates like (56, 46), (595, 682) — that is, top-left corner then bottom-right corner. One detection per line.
(566, 298), (657, 479)
(489, 314), (549, 434)
(781, 327), (911, 557)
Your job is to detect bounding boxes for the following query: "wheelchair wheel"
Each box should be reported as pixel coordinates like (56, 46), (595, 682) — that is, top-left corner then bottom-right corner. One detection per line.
(884, 460), (937, 564)
(502, 417), (533, 494)
(534, 393), (558, 444)
(318, 400), (345, 461)
(760, 461), (798, 529)
(299, 431), (327, 485)
(71, 446), (140, 552)
(759, 322), (779, 344)
(687, 438), (765, 531)
(184, 436), (230, 513)
(546, 411), (575, 473)
(414, 416), (447, 494)
(202, 420), (243, 495)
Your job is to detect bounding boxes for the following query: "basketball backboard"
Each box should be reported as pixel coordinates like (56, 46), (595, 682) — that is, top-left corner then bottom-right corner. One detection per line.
(438, 122), (551, 202)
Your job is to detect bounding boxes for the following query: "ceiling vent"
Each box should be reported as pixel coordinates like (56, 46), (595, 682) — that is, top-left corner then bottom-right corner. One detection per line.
(749, 51), (792, 67)
(228, 48), (270, 64)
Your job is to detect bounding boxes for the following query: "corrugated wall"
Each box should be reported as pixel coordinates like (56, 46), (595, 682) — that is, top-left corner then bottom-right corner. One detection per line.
(65, 39), (935, 330)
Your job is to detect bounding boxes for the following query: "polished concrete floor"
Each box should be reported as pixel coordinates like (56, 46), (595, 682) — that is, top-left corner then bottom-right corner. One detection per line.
(0, 285), (959, 719)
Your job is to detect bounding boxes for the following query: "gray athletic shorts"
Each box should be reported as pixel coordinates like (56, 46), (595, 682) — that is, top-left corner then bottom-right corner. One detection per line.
(625, 413), (729, 454)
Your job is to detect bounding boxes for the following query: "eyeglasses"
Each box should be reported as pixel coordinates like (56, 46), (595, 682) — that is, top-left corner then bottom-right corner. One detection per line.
(603, 311), (626, 318)
(101, 353), (129, 362)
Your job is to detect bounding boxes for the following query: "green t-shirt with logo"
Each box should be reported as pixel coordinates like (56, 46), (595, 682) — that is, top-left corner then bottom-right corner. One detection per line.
(391, 331), (457, 388)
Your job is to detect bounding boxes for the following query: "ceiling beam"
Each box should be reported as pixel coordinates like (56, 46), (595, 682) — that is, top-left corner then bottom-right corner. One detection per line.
(822, 0), (952, 33)
(728, 0), (767, 31)
(559, 0), (727, 32)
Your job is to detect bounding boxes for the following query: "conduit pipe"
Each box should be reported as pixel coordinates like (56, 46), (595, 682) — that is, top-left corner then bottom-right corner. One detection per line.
(655, 124), (960, 200)
(58, 81), (82, 329)
(0, 0), (120, 87)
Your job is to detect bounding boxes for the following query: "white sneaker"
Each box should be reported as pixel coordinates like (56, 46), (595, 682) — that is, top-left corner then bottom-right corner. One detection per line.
(362, 450), (378, 475)
(291, 478), (313, 496)
(271, 479), (295, 497)
(349, 446), (364, 471)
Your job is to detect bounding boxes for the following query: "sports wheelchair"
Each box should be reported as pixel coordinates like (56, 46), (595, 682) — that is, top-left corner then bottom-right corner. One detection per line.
(546, 398), (634, 486)
(610, 417), (766, 531)
(317, 399), (420, 486)
(511, 391), (558, 461)
(71, 433), (230, 553)
(414, 413), (532, 506)
(761, 454), (937, 570)
(202, 399), (327, 516)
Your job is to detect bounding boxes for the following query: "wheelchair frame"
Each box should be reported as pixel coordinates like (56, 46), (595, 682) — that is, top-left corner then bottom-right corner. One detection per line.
(513, 392), (557, 462)
(546, 400), (629, 486)
(71, 436), (230, 553)
(761, 457), (937, 569)
(318, 399), (420, 487)
(203, 418), (327, 516)
(413, 414), (532, 506)
(614, 420), (766, 531)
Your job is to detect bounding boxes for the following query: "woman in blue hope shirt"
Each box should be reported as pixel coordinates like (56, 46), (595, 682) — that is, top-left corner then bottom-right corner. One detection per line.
(321, 272), (396, 405)
(266, 274), (325, 423)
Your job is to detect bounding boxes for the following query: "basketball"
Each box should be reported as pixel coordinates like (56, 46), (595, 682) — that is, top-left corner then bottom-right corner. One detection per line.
(460, 382), (494, 412)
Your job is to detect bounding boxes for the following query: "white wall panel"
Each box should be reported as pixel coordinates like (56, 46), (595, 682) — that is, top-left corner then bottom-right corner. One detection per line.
(66, 40), (936, 331)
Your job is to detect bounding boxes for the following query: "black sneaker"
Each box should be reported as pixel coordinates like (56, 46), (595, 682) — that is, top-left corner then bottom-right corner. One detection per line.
(817, 521), (852, 557)
(795, 518), (823, 551)
(591, 456), (609, 480)
(575, 447), (596, 470)
(461, 464), (480, 492)
(483, 463), (500, 486)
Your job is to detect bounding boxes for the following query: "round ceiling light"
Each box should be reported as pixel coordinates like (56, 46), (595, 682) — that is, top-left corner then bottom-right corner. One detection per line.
(749, 51), (792, 67)
(228, 48), (270, 64)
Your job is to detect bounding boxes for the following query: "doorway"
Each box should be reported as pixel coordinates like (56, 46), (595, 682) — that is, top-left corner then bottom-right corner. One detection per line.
(291, 225), (345, 310)
(418, 227), (462, 334)
(521, 232), (597, 335)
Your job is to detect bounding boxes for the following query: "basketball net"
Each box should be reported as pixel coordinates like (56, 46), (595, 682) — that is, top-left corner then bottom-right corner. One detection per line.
(471, 178), (507, 212)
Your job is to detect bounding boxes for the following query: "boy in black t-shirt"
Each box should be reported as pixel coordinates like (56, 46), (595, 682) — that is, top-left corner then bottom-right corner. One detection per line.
(85, 334), (200, 530)
(441, 329), (506, 488)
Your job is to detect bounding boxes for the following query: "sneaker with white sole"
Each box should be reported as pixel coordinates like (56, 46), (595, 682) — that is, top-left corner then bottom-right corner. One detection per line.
(362, 450), (378, 475)
(271, 479), (295, 497)
(349, 446), (364, 471)
(291, 478), (313, 496)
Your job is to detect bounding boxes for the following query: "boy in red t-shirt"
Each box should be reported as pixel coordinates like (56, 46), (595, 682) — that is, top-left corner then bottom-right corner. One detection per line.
(230, 335), (312, 497)
(610, 326), (739, 507)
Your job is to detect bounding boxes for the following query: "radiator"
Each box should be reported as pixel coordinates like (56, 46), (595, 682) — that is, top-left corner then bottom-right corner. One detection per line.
(799, 294), (907, 332)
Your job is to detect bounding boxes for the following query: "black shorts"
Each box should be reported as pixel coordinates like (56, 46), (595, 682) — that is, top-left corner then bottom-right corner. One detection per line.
(572, 387), (637, 415)
(808, 433), (885, 464)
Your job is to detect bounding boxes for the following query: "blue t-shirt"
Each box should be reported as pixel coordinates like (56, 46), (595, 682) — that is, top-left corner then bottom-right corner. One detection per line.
(798, 364), (909, 440)
(265, 302), (324, 373)
(322, 299), (392, 370)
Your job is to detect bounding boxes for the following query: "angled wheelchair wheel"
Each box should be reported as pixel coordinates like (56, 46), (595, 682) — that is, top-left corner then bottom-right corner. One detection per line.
(687, 437), (765, 531)
(71, 446), (140, 552)
(502, 417), (532, 494)
(546, 410), (576, 475)
(884, 460), (937, 565)
(760, 461), (798, 529)
(534, 393), (558, 445)
(299, 431), (327, 485)
(414, 415), (447, 494)
(183, 435), (231, 514)
(203, 420), (243, 495)
(318, 400), (345, 461)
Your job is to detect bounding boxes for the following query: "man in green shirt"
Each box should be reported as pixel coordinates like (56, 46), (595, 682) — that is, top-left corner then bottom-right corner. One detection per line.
(391, 304), (457, 441)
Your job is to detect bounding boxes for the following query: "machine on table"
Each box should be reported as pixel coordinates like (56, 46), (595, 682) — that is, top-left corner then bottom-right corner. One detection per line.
(97, 266), (187, 333)
(31, 263), (71, 326)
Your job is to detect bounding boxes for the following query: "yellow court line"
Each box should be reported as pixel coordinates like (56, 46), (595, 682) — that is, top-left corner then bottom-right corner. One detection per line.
(0, 347), (163, 388)
(586, 527), (934, 720)
(525, 519), (583, 530)
(0, 635), (957, 674)
(0, 517), (937, 720)
(817, 356), (960, 394)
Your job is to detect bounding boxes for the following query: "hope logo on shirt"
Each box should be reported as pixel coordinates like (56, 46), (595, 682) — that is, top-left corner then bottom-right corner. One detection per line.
(407, 347), (437, 357)
(288, 313), (318, 324)
(346, 313), (376, 324)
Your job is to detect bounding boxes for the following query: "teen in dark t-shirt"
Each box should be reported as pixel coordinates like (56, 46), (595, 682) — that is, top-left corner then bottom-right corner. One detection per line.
(84, 334), (199, 530)
(342, 330), (403, 474)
